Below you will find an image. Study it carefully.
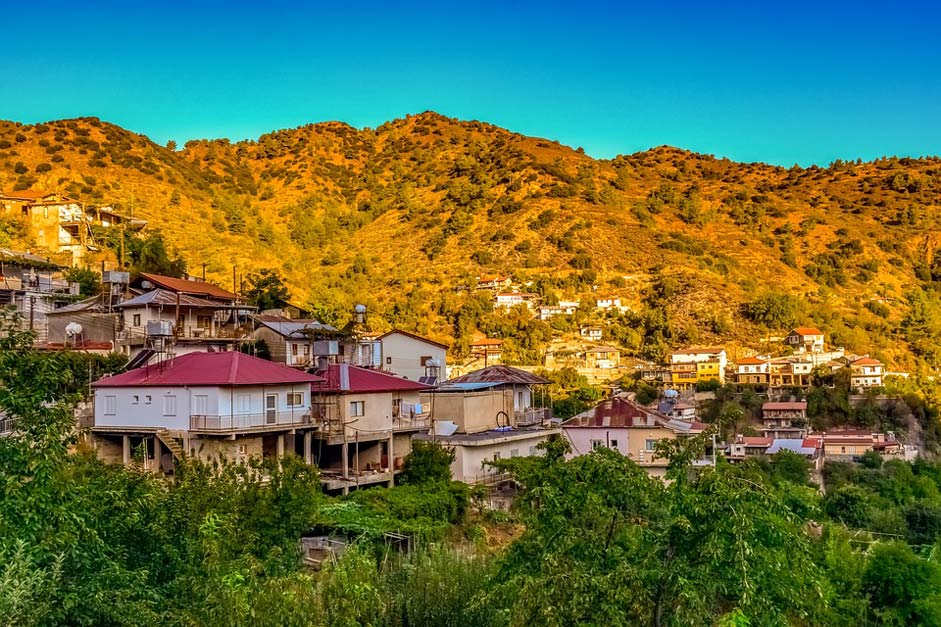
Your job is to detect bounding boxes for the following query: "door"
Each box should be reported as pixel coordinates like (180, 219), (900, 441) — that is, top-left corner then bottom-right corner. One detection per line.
(265, 394), (277, 424)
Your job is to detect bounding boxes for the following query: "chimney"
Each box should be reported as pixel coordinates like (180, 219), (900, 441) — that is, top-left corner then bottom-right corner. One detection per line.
(339, 363), (350, 392)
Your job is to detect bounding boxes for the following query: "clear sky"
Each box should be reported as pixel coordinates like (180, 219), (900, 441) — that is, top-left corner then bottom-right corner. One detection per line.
(2, 0), (939, 166)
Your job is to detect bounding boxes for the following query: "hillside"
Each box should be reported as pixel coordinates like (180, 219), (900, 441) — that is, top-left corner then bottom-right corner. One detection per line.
(2, 112), (941, 369)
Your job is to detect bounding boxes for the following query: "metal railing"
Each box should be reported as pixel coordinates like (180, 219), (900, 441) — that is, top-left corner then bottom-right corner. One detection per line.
(189, 412), (311, 432)
(0, 416), (19, 435)
(392, 415), (430, 432)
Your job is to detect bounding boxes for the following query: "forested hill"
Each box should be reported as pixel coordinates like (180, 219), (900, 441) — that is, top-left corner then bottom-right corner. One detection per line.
(2, 112), (941, 368)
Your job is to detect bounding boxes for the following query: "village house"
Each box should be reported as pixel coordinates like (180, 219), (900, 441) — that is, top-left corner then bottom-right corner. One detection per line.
(668, 348), (727, 390)
(0, 248), (79, 342)
(310, 364), (433, 492)
(658, 397), (697, 421)
(475, 275), (512, 291)
(376, 329), (448, 383)
(595, 296), (623, 311)
(726, 436), (773, 460)
(785, 327), (825, 354)
(89, 351), (322, 474)
(469, 337), (503, 365)
(820, 429), (900, 461)
(580, 326), (603, 342)
(766, 438), (823, 470)
(584, 346), (621, 369)
(493, 291), (539, 311)
(563, 395), (707, 478)
(849, 356), (885, 389)
(760, 401), (808, 439)
(537, 301), (579, 320)
(768, 356), (815, 389)
(252, 316), (338, 368)
(734, 356), (770, 385)
(415, 365), (556, 484)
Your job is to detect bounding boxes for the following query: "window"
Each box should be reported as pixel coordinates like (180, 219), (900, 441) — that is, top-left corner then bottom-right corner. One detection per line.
(529, 446), (538, 456)
(144, 395), (152, 405)
(132, 395), (139, 405)
(292, 343), (298, 356)
(492, 451), (501, 461)
(103, 395), (117, 415)
(236, 394), (251, 414)
(609, 439), (618, 449)
(386, 357), (392, 365)
(162, 395), (177, 416)
(420, 355), (433, 366)
(590, 439), (604, 450)
(645, 439), (657, 452)
(287, 392), (304, 407)
(193, 394), (209, 415)
(350, 401), (365, 417)
(132, 314), (141, 327)
(510, 448), (520, 458)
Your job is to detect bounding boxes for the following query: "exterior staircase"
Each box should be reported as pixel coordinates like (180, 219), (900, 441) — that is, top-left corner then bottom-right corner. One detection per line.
(156, 430), (185, 460)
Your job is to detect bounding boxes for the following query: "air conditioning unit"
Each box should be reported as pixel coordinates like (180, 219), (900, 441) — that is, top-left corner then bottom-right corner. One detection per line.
(146, 320), (175, 337)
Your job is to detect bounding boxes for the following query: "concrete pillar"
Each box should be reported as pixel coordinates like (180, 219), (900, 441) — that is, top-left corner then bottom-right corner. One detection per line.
(387, 434), (395, 487)
(303, 431), (312, 465)
(122, 435), (130, 465)
(341, 443), (349, 479)
(276, 434), (285, 462)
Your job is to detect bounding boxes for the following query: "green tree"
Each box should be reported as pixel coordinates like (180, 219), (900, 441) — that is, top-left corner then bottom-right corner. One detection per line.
(863, 542), (941, 625)
(243, 269), (291, 311)
(398, 440), (455, 485)
(743, 292), (799, 331)
(64, 266), (101, 297)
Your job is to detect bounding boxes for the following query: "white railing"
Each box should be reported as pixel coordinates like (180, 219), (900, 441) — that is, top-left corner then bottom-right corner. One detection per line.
(190, 412), (311, 432)
(0, 416), (19, 435)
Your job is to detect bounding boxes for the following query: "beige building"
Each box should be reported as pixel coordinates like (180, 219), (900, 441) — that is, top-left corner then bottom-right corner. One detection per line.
(377, 329), (448, 383)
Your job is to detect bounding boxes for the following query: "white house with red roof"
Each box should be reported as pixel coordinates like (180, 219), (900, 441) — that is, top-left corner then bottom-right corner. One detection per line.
(90, 351), (322, 473)
(785, 327), (825, 353)
(310, 363), (434, 492)
(734, 356), (771, 384)
(849, 356), (885, 389)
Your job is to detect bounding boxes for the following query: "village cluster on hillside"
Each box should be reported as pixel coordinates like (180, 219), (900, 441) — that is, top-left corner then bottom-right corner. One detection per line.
(0, 186), (921, 491)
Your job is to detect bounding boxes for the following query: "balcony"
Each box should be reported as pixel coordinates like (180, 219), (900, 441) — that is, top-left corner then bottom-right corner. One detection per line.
(515, 407), (551, 426)
(189, 411), (311, 433)
(0, 416), (19, 436)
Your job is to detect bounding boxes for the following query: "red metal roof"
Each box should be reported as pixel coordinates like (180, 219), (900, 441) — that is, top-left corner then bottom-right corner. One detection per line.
(739, 436), (773, 447)
(93, 351), (323, 387)
(139, 272), (237, 301)
(311, 364), (432, 394)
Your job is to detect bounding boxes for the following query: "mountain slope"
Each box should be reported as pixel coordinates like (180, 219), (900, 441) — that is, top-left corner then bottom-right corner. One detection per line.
(2, 112), (940, 367)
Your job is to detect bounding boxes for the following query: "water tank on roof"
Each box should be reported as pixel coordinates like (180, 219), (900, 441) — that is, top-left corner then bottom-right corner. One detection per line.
(65, 322), (83, 337)
(146, 320), (174, 337)
(664, 389), (679, 399)
(313, 340), (339, 356)
(102, 271), (130, 284)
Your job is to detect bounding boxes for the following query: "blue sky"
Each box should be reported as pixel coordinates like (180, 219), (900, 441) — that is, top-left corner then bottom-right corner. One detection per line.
(2, 0), (939, 166)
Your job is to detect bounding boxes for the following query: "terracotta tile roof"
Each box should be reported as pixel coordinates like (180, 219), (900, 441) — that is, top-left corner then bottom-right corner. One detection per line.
(1, 189), (60, 200)
(790, 327), (824, 337)
(445, 364), (551, 385)
(139, 272), (237, 301)
(93, 351), (322, 387)
(470, 338), (503, 346)
(671, 348), (725, 355)
(851, 356), (883, 366)
(311, 364), (432, 394)
(739, 436), (773, 447)
(736, 357), (768, 365)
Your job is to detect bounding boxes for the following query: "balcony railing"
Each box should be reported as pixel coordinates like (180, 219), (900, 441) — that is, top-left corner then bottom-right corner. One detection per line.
(515, 407), (551, 426)
(189, 411), (311, 432)
(0, 416), (19, 436)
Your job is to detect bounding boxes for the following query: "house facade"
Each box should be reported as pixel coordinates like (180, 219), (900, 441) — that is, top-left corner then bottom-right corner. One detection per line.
(90, 352), (322, 473)
(563, 395), (707, 478)
(377, 329), (448, 383)
(0, 248), (78, 342)
(584, 346), (620, 369)
(761, 401), (808, 439)
(669, 348), (727, 388)
(849, 356), (885, 389)
(440, 365), (552, 427)
(494, 292), (538, 311)
(785, 327), (825, 353)
(252, 316), (337, 367)
(734, 357), (770, 385)
(310, 364), (432, 492)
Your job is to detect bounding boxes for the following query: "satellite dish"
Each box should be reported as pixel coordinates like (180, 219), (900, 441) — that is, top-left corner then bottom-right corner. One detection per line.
(141, 280), (154, 289)
(65, 322), (83, 337)
(435, 421), (459, 436)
